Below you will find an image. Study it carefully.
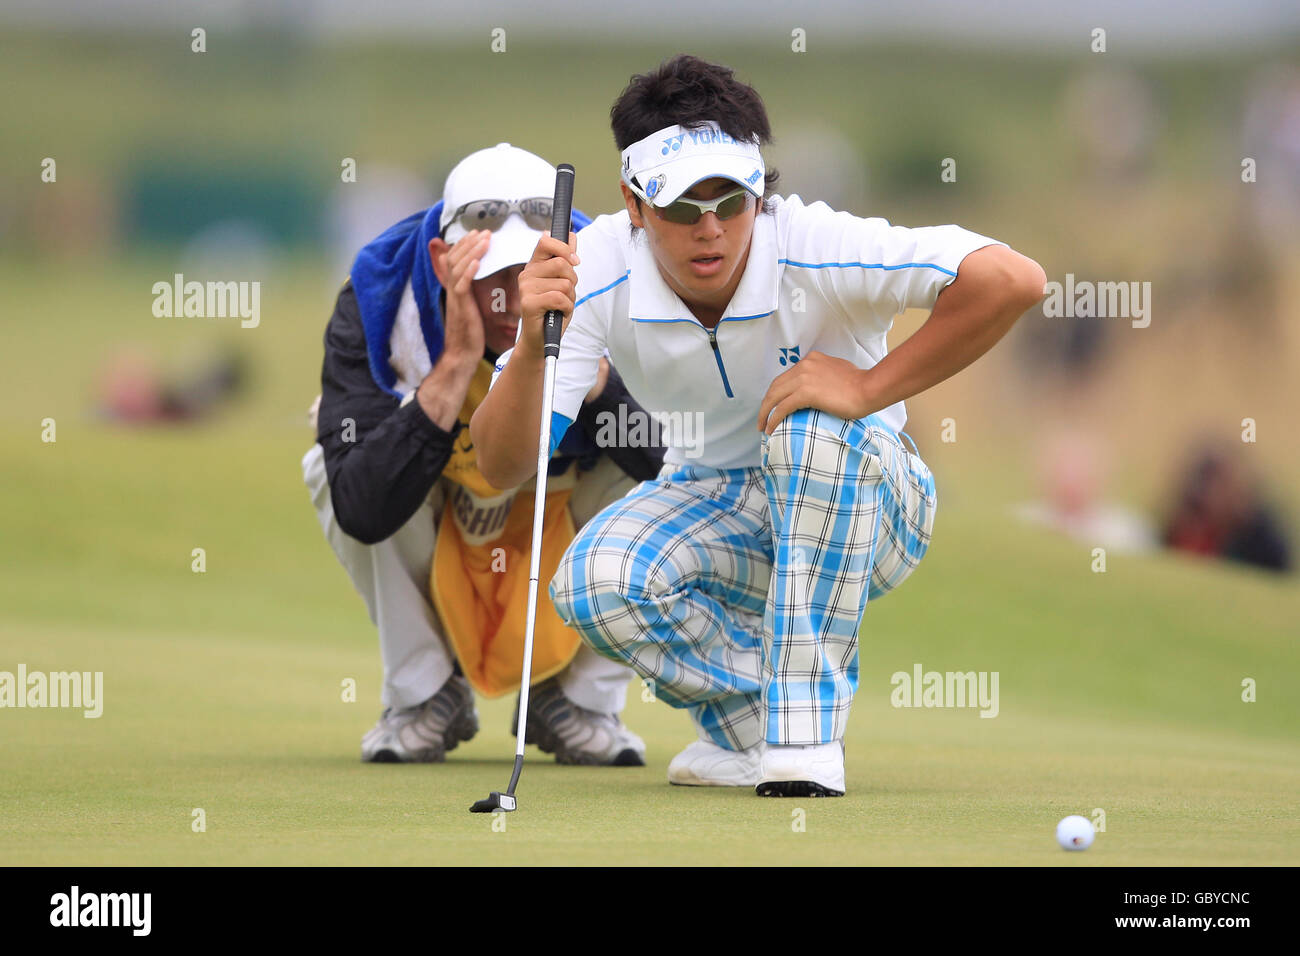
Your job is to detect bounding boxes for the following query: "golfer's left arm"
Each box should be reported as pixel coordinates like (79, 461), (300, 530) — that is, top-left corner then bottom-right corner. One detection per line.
(758, 244), (1045, 433)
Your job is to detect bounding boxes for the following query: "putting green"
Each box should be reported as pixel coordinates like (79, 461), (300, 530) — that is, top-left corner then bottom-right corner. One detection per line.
(1, 419), (1296, 865)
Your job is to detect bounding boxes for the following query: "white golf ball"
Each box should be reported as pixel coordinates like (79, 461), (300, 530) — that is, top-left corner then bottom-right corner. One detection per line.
(1056, 815), (1095, 850)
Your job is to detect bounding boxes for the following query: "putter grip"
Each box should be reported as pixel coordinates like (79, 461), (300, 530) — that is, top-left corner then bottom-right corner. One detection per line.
(543, 164), (575, 359)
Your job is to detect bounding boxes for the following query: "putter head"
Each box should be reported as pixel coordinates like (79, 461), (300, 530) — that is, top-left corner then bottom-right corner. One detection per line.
(469, 792), (517, 813)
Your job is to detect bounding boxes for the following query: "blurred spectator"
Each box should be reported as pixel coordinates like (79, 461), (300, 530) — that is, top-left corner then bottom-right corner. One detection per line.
(96, 348), (247, 423)
(1017, 271), (1111, 383)
(1014, 429), (1157, 554)
(1163, 446), (1292, 573)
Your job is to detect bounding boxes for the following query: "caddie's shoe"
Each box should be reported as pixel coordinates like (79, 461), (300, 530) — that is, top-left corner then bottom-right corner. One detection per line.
(755, 741), (846, 797)
(517, 678), (646, 766)
(361, 674), (479, 763)
(667, 739), (763, 787)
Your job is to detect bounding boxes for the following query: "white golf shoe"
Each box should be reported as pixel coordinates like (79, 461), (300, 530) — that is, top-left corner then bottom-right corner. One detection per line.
(755, 740), (846, 797)
(518, 678), (646, 766)
(667, 739), (764, 787)
(360, 674), (479, 763)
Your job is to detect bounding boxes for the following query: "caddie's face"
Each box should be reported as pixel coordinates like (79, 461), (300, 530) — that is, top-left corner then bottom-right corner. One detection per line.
(472, 264), (525, 356)
(622, 176), (757, 315)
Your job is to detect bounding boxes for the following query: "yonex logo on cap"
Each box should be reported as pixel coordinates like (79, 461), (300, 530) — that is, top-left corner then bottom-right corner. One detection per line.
(745, 168), (762, 186)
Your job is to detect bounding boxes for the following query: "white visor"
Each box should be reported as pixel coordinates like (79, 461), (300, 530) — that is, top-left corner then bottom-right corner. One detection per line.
(620, 121), (765, 206)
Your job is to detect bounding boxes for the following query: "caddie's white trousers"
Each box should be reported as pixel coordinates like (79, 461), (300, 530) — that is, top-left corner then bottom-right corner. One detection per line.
(302, 443), (635, 713)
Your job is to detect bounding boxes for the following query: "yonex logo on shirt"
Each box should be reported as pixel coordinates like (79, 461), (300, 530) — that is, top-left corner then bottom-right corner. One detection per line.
(513, 194), (1004, 470)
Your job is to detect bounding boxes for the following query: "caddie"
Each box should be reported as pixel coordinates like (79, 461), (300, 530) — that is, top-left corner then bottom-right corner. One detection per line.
(302, 144), (664, 767)
(472, 57), (1046, 796)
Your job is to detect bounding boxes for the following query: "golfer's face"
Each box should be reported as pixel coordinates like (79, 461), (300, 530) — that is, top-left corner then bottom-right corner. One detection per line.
(473, 264), (524, 356)
(632, 177), (757, 309)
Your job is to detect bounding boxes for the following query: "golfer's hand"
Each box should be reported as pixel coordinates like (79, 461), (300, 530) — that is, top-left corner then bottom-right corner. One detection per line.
(428, 231), (489, 365)
(757, 350), (872, 434)
(518, 233), (580, 360)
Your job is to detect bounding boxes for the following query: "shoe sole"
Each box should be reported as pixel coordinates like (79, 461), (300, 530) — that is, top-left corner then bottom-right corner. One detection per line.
(609, 748), (646, 767)
(755, 780), (845, 798)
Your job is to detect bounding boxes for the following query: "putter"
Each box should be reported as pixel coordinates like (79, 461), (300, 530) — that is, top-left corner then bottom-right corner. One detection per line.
(470, 163), (576, 814)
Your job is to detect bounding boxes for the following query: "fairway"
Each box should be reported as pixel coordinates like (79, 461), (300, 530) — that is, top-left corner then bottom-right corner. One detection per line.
(1, 258), (1296, 865)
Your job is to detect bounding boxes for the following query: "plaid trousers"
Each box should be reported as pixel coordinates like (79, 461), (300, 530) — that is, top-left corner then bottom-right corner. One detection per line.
(549, 407), (937, 749)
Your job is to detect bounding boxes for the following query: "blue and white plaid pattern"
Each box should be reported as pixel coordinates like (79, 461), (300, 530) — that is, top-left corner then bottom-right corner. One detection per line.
(549, 407), (937, 750)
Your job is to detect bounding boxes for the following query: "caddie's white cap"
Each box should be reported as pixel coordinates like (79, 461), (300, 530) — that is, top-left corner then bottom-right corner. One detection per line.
(620, 121), (765, 206)
(439, 143), (556, 279)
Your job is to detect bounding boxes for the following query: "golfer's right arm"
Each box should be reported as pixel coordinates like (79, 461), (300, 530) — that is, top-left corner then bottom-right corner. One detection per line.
(472, 235), (580, 489)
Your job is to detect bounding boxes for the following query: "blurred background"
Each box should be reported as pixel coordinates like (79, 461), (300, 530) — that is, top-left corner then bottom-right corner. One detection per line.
(4, 0), (1297, 571)
(1, 0), (1298, 865)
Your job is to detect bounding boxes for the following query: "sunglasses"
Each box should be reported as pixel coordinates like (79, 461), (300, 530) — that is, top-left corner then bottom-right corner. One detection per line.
(627, 180), (754, 225)
(443, 197), (553, 235)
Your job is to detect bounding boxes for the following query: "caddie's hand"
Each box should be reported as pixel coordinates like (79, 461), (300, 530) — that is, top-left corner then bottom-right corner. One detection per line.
(583, 357), (610, 403)
(756, 350), (873, 435)
(518, 232), (580, 359)
(428, 231), (489, 365)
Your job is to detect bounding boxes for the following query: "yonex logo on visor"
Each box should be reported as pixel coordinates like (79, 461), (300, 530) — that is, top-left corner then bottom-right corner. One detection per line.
(660, 127), (743, 155)
(622, 121), (765, 207)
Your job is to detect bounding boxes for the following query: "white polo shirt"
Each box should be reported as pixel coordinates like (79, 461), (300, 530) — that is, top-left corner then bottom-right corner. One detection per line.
(493, 193), (1005, 470)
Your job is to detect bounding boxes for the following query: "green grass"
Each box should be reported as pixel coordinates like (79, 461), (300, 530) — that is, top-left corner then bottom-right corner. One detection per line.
(0, 538), (1296, 865)
(1, 255), (1296, 864)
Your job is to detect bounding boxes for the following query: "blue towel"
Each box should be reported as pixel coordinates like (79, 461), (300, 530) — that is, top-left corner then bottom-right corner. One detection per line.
(349, 201), (592, 398)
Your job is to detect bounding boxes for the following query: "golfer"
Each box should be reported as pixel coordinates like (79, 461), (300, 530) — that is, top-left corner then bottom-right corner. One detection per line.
(302, 144), (663, 766)
(473, 56), (1046, 796)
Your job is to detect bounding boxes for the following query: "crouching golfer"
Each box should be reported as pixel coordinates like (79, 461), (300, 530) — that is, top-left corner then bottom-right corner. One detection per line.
(474, 57), (1046, 796)
(303, 144), (663, 766)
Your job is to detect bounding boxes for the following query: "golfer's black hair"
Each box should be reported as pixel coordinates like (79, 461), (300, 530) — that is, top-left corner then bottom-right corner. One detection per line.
(610, 55), (780, 207)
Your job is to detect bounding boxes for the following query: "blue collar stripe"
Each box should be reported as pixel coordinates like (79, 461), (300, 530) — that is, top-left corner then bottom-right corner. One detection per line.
(778, 257), (957, 277)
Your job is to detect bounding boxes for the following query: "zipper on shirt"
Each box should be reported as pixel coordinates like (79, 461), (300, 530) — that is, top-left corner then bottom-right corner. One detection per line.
(706, 325), (735, 398)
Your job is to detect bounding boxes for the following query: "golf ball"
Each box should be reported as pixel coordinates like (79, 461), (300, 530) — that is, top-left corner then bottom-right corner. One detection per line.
(1056, 814), (1095, 850)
